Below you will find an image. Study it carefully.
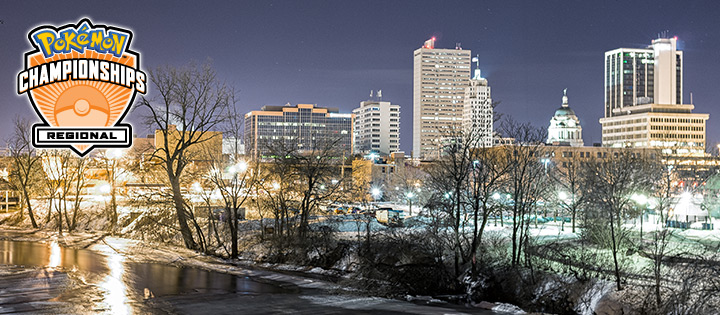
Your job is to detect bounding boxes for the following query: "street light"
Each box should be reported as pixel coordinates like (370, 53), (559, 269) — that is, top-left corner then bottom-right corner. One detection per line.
(558, 191), (568, 201)
(541, 158), (550, 173)
(406, 191), (415, 216)
(632, 193), (648, 242)
(371, 187), (382, 201)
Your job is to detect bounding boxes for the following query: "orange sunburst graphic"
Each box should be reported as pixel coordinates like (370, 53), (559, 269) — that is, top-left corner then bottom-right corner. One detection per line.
(18, 18), (146, 156)
(28, 51), (135, 129)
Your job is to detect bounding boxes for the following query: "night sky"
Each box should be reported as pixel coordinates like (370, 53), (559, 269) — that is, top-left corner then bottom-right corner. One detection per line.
(2, 1), (720, 153)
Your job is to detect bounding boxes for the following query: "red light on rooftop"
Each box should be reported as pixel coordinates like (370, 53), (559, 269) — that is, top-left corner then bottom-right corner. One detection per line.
(674, 36), (678, 40)
(431, 37), (436, 41)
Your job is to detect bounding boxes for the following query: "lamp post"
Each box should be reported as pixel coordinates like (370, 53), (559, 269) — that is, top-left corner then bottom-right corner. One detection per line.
(541, 158), (550, 174)
(632, 193), (648, 242)
(492, 192), (501, 226)
(558, 191), (570, 232)
(371, 187), (381, 203)
(407, 191), (415, 216)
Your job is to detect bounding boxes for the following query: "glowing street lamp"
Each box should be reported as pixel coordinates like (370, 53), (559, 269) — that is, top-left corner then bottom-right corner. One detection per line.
(98, 183), (111, 195)
(632, 193), (648, 241)
(406, 191), (415, 216)
(371, 187), (382, 202)
(558, 191), (568, 201)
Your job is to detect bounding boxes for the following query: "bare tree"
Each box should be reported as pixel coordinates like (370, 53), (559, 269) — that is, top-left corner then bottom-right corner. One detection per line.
(98, 149), (128, 232)
(64, 155), (88, 232)
(265, 138), (345, 238)
(424, 127), (474, 279)
(204, 103), (258, 258)
(465, 144), (510, 278)
(499, 117), (548, 267)
(137, 61), (231, 250)
(550, 152), (588, 233)
(40, 149), (73, 234)
(7, 117), (40, 228)
(582, 149), (654, 290)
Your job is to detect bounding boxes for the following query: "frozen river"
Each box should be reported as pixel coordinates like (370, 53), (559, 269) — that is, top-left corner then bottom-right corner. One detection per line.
(0, 234), (491, 314)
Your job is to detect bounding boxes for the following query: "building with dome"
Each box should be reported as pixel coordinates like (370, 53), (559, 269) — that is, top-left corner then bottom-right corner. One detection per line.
(547, 89), (584, 147)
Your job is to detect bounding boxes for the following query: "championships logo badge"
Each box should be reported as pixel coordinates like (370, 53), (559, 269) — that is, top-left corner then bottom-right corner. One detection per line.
(17, 18), (146, 156)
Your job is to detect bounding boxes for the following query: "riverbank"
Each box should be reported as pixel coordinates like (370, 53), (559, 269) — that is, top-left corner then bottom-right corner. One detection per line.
(0, 225), (500, 314)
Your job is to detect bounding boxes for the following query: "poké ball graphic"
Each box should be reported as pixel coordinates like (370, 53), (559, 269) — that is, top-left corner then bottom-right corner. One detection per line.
(53, 85), (111, 127)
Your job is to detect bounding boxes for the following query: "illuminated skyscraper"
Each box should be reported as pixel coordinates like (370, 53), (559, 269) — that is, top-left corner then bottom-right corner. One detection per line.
(462, 55), (493, 148)
(244, 104), (354, 159)
(604, 37), (682, 118)
(353, 95), (401, 156)
(413, 38), (471, 159)
(600, 37), (708, 156)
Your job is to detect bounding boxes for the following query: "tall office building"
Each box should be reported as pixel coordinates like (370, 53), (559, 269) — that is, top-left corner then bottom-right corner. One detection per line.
(604, 37), (682, 118)
(462, 56), (493, 148)
(600, 37), (708, 156)
(413, 38), (471, 159)
(244, 104), (354, 159)
(353, 95), (401, 156)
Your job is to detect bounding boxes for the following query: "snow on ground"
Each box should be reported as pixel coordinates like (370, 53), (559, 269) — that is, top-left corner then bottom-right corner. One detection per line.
(491, 303), (526, 314)
(575, 280), (613, 315)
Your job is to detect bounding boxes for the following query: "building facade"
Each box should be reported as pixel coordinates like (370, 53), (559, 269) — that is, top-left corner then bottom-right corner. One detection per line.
(353, 98), (400, 155)
(599, 104), (708, 155)
(154, 125), (223, 161)
(413, 38), (471, 160)
(547, 89), (584, 147)
(462, 56), (493, 148)
(601, 37), (708, 156)
(604, 37), (682, 118)
(244, 104), (354, 159)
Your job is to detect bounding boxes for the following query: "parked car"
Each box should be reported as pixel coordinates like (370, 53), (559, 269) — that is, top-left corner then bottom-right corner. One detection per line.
(376, 207), (403, 226)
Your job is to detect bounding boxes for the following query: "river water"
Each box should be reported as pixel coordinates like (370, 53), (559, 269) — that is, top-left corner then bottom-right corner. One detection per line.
(0, 236), (492, 314)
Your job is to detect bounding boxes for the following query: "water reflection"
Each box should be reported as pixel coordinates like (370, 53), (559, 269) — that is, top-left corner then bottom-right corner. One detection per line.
(98, 251), (129, 315)
(0, 239), (290, 314)
(48, 240), (61, 268)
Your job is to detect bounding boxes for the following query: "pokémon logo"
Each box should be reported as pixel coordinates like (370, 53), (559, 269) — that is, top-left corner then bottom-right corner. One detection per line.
(17, 18), (146, 156)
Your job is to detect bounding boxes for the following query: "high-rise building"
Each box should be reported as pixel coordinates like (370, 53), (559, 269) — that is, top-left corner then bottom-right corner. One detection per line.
(413, 38), (471, 159)
(547, 89), (584, 147)
(600, 37), (708, 156)
(244, 104), (354, 159)
(462, 55), (493, 148)
(604, 37), (682, 118)
(353, 95), (401, 156)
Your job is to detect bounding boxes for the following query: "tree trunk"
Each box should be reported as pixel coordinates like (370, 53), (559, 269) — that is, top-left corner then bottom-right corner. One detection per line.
(230, 205), (238, 259)
(23, 190), (37, 228)
(609, 209), (622, 290)
(171, 177), (197, 250)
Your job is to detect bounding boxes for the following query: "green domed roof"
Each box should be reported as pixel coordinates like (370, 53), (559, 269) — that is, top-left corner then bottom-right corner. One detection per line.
(554, 89), (575, 116)
(555, 106), (576, 116)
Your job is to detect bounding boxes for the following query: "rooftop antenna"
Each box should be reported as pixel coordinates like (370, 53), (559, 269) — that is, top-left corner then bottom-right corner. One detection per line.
(455, 42), (462, 50)
(690, 92), (693, 104)
(472, 54), (481, 79)
(370, 90), (374, 99)
(377, 90), (382, 100)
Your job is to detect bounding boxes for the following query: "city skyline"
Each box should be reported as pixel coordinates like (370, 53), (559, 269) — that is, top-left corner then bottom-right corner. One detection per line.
(1, 1), (719, 154)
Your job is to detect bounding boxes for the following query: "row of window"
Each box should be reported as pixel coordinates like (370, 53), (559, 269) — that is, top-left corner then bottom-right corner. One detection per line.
(650, 118), (704, 124)
(650, 125), (703, 131)
(650, 134), (704, 139)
